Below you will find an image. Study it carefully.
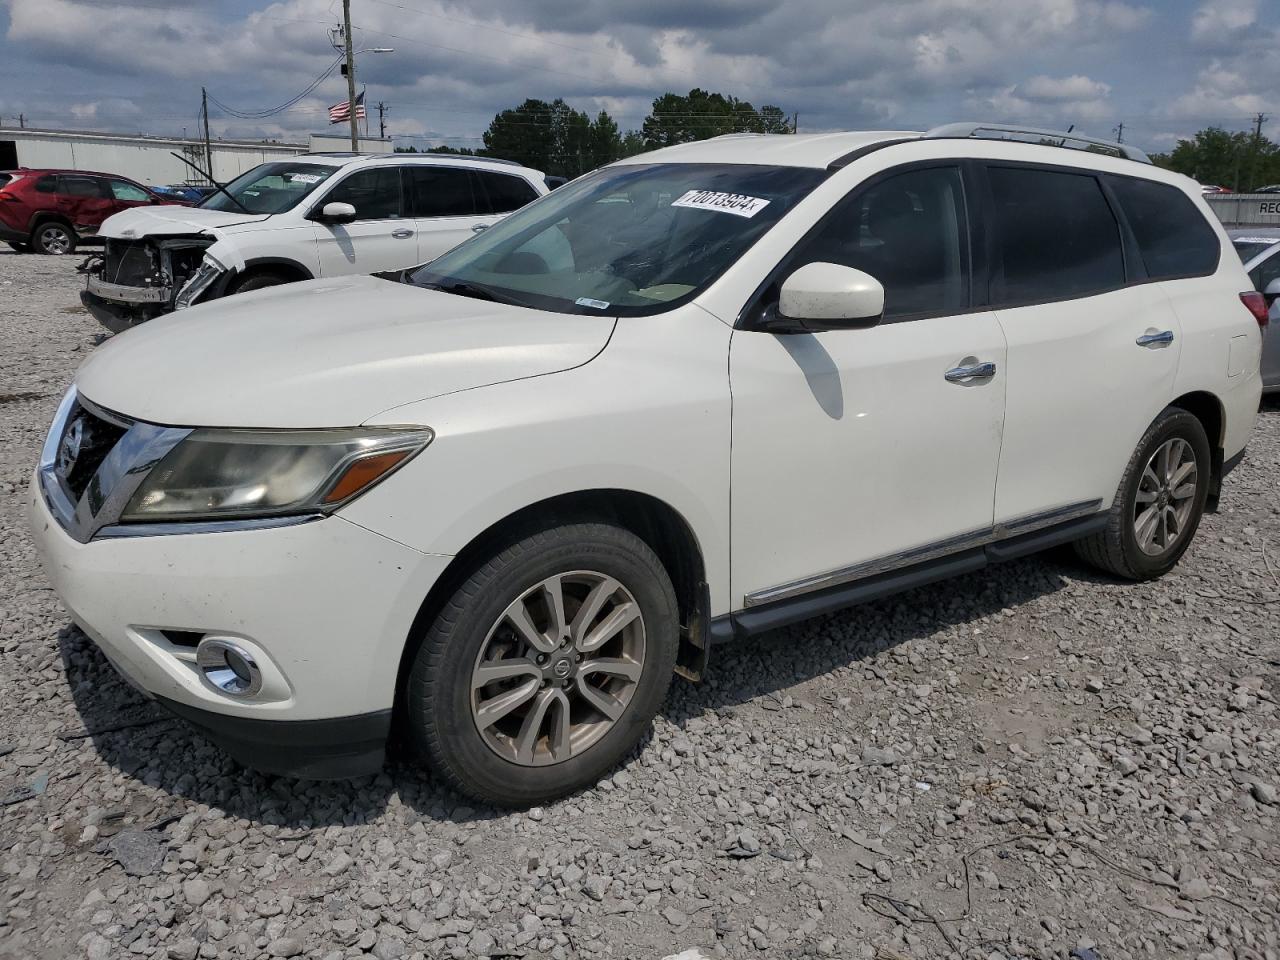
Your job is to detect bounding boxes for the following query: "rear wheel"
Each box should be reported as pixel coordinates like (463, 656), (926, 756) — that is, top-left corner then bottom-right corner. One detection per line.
(1074, 407), (1211, 580)
(33, 222), (76, 255)
(407, 523), (679, 807)
(230, 270), (290, 294)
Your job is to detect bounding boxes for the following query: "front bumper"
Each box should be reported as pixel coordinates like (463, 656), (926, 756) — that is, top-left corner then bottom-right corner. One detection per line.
(28, 474), (450, 774)
(81, 288), (164, 334)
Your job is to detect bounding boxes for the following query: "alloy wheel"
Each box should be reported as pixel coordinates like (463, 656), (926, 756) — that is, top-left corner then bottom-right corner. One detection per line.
(1133, 437), (1198, 556)
(470, 571), (646, 766)
(40, 226), (72, 255)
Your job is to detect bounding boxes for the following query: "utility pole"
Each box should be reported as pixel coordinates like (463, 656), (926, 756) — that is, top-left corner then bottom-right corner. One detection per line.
(1249, 113), (1268, 191)
(792, 112), (799, 134)
(377, 101), (387, 139)
(201, 88), (213, 182)
(1114, 122), (1124, 144)
(343, 0), (358, 151)
(18, 113), (24, 129)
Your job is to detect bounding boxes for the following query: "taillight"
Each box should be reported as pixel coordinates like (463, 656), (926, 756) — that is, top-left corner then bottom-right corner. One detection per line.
(0, 191), (18, 202)
(1241, 291), (1269, 328)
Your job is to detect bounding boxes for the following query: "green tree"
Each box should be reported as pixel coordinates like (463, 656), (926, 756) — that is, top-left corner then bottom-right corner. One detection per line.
(587, 110), (622, 168)
(482, 98), (607, 178)
(641, 88), (793, 148)
(1151, 126), (1280, 191)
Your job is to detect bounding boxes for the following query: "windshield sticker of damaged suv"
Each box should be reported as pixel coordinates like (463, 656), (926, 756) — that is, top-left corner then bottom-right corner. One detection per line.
(31, 122), (1266, 808)
(79, 154), (549, 333)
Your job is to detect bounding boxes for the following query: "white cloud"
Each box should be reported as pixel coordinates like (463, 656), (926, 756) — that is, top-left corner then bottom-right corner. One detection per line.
(1190, 0), (1256, 42)
(1019, 75), (1112, 103)
(69, 101), (98, 120)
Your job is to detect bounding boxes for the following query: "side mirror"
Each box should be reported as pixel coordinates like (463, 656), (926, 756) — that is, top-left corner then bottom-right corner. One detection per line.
(768, 262), (885, 333)
(314, 201), (357, 224)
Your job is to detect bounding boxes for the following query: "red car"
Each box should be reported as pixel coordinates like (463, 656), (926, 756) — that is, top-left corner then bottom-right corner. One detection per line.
(0, 168), (185, 255)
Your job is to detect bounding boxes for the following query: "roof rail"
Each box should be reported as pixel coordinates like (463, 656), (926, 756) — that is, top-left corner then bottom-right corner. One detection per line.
(923, 122), (1151, 164)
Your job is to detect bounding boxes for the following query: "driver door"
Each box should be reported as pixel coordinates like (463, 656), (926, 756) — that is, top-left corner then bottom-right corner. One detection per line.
(312, 166), (416, 276)
(729, 164), (1007, 606)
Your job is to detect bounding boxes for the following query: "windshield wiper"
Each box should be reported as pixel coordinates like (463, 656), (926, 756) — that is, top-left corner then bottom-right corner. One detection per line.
(420, 280), (533, 309)
(168, 152), (251, 215)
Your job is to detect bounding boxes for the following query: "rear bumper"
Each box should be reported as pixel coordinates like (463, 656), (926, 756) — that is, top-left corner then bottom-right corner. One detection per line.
(0, 221), (28, 244)
(156, 696), (392, 779)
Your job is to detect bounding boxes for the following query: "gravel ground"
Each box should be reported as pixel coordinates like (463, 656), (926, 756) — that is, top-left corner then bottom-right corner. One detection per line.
(1, 249), (1279, 960)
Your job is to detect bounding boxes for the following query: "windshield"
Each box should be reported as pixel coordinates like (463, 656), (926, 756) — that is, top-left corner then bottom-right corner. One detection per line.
(199, 161), (338, 215)
(410, 163), (828, 316)
(1233, 239), (1280, 265)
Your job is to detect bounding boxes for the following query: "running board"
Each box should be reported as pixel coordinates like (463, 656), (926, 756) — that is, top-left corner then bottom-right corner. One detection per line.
(710, 509), (1106, 642)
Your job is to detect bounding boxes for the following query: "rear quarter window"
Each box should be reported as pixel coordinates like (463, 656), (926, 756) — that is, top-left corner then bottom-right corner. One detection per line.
(1107, 176), (1220, 280)
(478, 172), (539, 213)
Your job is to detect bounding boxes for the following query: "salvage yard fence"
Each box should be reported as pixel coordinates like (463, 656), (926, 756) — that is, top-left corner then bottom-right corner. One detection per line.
(1204, 194), (1280, 228)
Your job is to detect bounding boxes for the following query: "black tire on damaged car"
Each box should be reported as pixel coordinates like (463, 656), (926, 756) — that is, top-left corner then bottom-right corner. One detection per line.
(33, 221), (77, 256)
(230, 271), (291, 294)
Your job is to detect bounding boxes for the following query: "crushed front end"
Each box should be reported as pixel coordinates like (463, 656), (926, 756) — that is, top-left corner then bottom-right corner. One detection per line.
(81, 236), (225, 333)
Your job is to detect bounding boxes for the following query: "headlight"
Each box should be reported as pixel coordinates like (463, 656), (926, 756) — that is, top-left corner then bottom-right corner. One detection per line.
(121, 427), (432, 522)
(174, 255), (225, 309)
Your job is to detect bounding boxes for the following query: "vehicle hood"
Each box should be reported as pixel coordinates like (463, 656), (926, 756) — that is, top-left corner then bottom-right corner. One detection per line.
(97, 205), (271, 239)
(75, 275), (615, 428)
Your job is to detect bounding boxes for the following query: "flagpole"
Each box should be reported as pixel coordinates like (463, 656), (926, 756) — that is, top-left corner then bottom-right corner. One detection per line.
(343, 0), (358, 151)
(363, 85), (369, 139)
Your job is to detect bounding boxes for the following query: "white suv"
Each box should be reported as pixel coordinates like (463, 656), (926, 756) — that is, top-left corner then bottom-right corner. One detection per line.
(79, 152), (547, 332)
(31, 124), (1265, 806)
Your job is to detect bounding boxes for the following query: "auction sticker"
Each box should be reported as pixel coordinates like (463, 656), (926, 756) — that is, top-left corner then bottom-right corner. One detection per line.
(671, 190), (770, 218)
(289, 174), (323, 184)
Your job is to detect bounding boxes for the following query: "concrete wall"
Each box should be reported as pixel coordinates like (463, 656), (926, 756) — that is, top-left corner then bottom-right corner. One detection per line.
(0, 128), (305, 185)
(308, 133), (394, 153)
(1205, 194), (1280, 228)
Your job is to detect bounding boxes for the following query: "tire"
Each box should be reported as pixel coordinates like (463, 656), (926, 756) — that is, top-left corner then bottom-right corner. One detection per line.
(33, 222), (76, 256)
(407, 523), (679, 807)
(1073, 407), (1211, 580)
(6, 242), (31, 253)
(230, 271), (290, 294)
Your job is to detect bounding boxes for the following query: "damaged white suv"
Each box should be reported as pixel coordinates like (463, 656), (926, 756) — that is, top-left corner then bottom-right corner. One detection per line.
(32, 125), (1264, 807)
(80, 152), (547, 332)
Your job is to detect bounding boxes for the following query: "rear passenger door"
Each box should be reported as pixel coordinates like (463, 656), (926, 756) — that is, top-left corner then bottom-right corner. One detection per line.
(55, 175), (114, 233)
(311, 166), (416, 276)
(984, 164), (1182, 525)
(407, 166), (499, 263)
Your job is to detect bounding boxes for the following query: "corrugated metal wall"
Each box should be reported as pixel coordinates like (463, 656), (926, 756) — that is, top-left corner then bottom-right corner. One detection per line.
(0, 129), (305, 185)
(1204, 194), (1280, 228)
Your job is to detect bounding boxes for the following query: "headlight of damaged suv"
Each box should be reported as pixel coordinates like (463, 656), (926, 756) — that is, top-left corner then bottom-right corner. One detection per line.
(121, 427), (433, 522)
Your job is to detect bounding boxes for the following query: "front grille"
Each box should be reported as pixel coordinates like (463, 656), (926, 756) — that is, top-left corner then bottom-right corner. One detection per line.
(103, 240), (158, 286)
(55, 401), (128, 502)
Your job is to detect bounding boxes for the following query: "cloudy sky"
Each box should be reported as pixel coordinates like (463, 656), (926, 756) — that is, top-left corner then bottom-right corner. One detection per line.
(0, 0), (1275, 154)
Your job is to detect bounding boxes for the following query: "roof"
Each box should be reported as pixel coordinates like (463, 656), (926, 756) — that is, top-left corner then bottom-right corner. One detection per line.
(317, 152), (544, 176)
(614, 131), (920, 170)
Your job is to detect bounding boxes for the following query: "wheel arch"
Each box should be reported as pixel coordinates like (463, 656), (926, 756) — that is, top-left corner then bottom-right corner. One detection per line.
(1168, 389), (1226, 504)
(229, 257), (313, 289)
(28, 211), (74, 235)
(391, 488), (711, 736)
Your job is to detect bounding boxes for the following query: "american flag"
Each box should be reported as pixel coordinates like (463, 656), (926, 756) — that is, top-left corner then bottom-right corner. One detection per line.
(329, 91), (366, 124)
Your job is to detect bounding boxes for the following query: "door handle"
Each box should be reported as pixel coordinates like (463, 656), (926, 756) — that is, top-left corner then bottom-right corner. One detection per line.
(391, 228), (414, 239)
(1136, 329), (1174, 347)
(471, 223), (490, 233)
(944, 360), (997, 383)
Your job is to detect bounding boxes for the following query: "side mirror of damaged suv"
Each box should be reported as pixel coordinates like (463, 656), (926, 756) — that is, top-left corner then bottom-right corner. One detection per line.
(312, 201), (358, 224)
(764, 262), (885, 334)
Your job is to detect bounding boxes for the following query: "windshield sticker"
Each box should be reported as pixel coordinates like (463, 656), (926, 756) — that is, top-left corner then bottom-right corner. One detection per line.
(289, 174), (323, 184)
(671, 190), (770, 218)
(575, 297), (611, 310)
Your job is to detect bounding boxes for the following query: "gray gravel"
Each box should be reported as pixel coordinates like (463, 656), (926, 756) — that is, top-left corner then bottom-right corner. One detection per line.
(2, 249), (1279, 960)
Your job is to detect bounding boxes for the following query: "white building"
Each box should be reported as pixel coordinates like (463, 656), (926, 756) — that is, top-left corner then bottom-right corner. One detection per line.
(0, 126), (392, 186)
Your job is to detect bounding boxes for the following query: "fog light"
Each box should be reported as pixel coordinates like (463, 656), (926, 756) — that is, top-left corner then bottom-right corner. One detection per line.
(196, 638), (263, 698)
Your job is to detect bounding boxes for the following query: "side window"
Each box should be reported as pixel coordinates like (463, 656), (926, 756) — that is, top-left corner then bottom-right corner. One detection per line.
(109, 180), (151, 202)
(478, 172), (538, 213)
(1252, 250), (1280, 294)
(987, 166), (1125, 303)
(35, 175), (57, 193)
(59, 176), (104, 198)
(321, 167), (403, 220)
(788, 165), (970, 319)
(407, 167), (483, 218)
(1108, 176), (1219, 280)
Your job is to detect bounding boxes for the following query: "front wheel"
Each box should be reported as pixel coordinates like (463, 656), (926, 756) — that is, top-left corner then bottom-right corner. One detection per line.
(1074, 407), (1211, 580)
(230, 270), (290, 294)
(407, 523), (679, 807)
